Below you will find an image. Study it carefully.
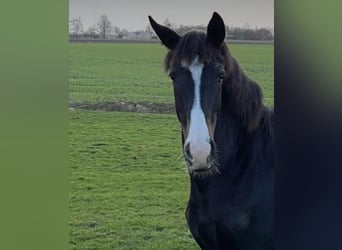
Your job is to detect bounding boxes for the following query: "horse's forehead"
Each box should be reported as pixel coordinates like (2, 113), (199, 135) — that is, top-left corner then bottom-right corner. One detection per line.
(180, 56), (201, 69)
(178, 56), (223, 73)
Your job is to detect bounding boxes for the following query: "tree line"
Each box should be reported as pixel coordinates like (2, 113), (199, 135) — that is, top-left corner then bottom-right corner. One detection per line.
(69, 15), (273, 41)
(69, 15), (128, 39)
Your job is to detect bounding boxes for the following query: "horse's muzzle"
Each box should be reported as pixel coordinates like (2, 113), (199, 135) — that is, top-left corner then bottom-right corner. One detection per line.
(183, 138), (216, 172)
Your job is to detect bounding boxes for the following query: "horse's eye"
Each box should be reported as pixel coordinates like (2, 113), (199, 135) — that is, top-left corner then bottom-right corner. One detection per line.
(169, 72), (176, 81)
(218, 73), (225, 83)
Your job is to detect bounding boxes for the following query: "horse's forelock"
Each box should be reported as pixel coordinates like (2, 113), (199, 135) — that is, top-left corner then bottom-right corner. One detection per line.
(164, 31), (210, 71)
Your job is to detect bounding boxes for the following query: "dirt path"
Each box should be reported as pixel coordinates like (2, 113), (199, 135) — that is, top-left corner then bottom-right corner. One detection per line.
(69, 101), (175, 114)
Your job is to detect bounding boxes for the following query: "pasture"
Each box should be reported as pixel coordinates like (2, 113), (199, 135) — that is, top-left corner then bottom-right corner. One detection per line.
(69, 42), (274, 249)
(69, 43), (273, 106)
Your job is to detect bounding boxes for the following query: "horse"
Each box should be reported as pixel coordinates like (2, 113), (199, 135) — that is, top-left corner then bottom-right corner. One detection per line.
(148, 12), (274, 250)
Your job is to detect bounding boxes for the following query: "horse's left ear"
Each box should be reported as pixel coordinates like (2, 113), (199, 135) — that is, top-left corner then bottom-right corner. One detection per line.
(207, 12), (226, 48)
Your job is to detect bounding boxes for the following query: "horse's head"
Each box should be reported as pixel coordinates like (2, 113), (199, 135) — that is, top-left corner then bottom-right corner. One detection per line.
(149, 13), (229, 175)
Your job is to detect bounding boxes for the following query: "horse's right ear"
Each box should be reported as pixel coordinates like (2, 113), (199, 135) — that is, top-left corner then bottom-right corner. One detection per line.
(148, 16), (180, 50)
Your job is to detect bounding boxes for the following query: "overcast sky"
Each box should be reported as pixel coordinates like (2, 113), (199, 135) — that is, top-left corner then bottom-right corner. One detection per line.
(69, 0), (273, 31)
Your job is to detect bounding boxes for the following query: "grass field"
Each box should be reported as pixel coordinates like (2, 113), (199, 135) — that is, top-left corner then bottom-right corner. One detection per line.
(69, 42), (274, 249)
(69, 111), (199, 249)
(69, 43), (274, 106)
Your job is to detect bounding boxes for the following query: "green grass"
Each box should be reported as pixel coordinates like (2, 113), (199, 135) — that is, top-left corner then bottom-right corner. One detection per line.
(69, 43), (274, 106)
(69, 110), (198, 249)
(69, 43), (172, 104)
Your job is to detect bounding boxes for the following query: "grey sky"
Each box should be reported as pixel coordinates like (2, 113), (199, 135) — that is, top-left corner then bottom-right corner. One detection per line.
(69, 0), (273, 31)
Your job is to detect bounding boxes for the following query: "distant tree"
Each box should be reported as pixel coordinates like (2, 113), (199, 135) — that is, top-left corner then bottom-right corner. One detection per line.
(69, 17), (83, 37)
(145, 24), (154, 39)
(120, 28), (128, 38)
(175, 24), (203, 35)
(175, 24), (186, 35)
(145, 24), (153, 34)
(242, 29), (257, 40)
(255, 28), (273, 40)
(141, 21), (273, 41)
(113, 26), (121, 38)
(193, 25), (206, 32)
(133, 30), (145, 39)
(243, 22), (251, 30)
(163, 18), (172, 28)
(233, 27), (244, 40)
(162, 18), (177, 30)
(97, 14), (113, 39)
(225, 25), (230, 35)
(225, 26), (274, 40)
(85, 25), (99, 38)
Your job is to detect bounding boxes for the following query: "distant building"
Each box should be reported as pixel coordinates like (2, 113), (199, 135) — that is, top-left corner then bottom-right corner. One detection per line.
(226, 34), (236, 40)
(125, 31), (152, 40)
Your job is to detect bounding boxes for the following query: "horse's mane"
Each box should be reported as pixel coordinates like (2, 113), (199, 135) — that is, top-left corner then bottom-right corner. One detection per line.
(164, 31), (272, 133)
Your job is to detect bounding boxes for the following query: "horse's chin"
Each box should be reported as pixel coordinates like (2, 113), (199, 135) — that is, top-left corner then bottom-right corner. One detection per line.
(187, 164), (220, 178)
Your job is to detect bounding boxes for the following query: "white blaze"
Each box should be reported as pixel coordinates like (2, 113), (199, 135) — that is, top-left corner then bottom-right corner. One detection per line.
(183, 57), (211, 169)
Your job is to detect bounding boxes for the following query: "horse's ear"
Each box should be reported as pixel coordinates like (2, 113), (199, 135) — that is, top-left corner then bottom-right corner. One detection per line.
(148, 16), (180, 50)
(207, 12), (226, 48)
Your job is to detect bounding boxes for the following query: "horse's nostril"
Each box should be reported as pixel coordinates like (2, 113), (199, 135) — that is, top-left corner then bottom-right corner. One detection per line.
(209, 138), (216, 153)
(184, 142), (193, 162)
(207, 156), (212, 167)
(209, 138), (214, 148)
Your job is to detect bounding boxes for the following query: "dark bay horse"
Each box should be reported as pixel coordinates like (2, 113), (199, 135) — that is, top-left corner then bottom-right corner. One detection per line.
(149, 12), (274, 250)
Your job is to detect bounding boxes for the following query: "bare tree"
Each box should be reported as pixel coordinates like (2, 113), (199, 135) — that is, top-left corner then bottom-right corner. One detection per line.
(69, 17), (83, 37)
(97, 14), (113, 39)
(163, 18), (172, 28)
(175, 24), (204, 35)
(145, 24), (154, 39)
(121, 28), (128, 38)
(113, 26), (120, 38)
(85, 25), (99, 38)
(243, 22), (251, 30)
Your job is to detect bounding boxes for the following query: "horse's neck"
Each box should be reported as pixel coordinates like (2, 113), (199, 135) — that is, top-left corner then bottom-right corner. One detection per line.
(211, 98), (271, 177)
(215, 109), (251, 174)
